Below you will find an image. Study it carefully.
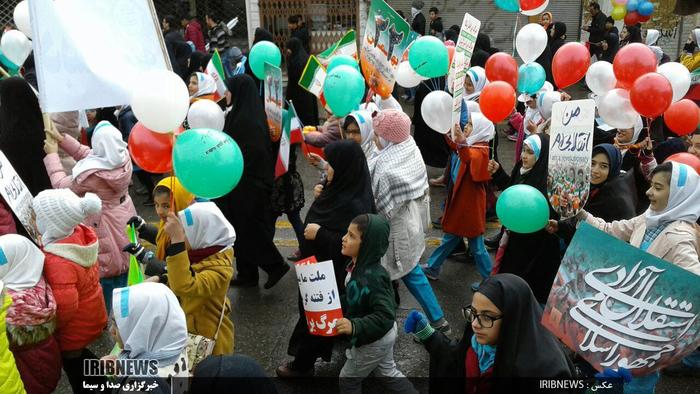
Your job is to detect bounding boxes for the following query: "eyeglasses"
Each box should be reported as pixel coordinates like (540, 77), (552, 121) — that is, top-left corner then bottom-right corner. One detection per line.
(462, 305), (503, 328)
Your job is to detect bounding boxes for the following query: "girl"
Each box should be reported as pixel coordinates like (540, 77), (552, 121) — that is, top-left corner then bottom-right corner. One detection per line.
(43, 120), (137, 315)
(615, 115), (657, 213)
(277, 140), (376, 378)
(343, 109), (376, 158)
(32, 189), (107, 393)
(162, 201), (236, 355)
(0, 234), (61, 394)
(406, 274), (574, 393)
(188, 72), (217, 102)
(303, 110), (342, 148)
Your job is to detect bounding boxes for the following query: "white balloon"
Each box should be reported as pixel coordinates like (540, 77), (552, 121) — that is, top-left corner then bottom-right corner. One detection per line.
(396, 61), (422, 88)
(421, 91), (453, 134)
(13, 1), (31, 39)
(585, 61), (617, 96)
(187, 99), (225, 131)
(0, 30), (32, 67)
(598, 89), (638, 129)
(536, 91), (561, 119)
(657, 62), (691, 103)
(516, 23), (548, 64)
(521, 0), (550, 16)
(131, 70), (190, 133)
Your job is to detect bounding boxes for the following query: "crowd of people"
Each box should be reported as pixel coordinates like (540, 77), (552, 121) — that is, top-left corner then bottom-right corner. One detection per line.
(0, 3), (699, 394)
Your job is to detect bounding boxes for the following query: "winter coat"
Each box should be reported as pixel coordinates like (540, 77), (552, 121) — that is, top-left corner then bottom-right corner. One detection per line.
(583, 214), (700, 275)
(0, 292), (25, 394)
(184, 20), (206, 52)
(0, 197), (17, 235)
(304, 117), (342, 147)
(44, 134), (137, 279)
(411, 12), (426, 36)
(11, 336), (61, 394)
(42, 224), (107, 351)
(165, 245), (234, 356)
(382, 195), (430, 280)
(681, 51), (700, 72)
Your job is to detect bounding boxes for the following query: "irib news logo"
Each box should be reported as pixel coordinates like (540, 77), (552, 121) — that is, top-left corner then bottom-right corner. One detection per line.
(84, 359), (159, 377)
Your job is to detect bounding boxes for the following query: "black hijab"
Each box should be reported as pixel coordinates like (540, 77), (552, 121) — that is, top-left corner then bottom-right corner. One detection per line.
(188, 51), (212, 75)
(591, 144), (622, 189)
(549, 22), (568, 56)
(285, 37), (307, 73)
(601, 32), (620, 63)
(253, 27), (274, 45)
(305, 140), (376, 231)
(0, 77), (52, 196)
(191, 354), (277, 394)
(471, 33), (494, 68)
(622, 25), (642, 45)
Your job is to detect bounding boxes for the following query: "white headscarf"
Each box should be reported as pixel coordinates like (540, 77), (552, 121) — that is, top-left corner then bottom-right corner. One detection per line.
(72, 121), (129, 179)
(113, 283), (188, 366)
(694, 29), (700, 45)
(348, 109), (375, 157)
(645, 163), (700, 228)
(521, 135), (542, 175)
(645, 29), (660, 46)
(179, 202), (236, 250)
(617, 115), (644, 147)
(0, 234), (44, 291)
(649, 46), (664, 65)
(466, 112), (495, 146)
(465, 66), (488, 101)
(192, 72), (217, 98)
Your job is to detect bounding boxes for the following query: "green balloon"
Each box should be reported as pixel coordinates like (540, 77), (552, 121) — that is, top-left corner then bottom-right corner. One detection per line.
(327, 55), (359, 73)
(173, 128), (244, 199)
(249, 41), (281, 79)
(409, 36), (449, 78)
(323, 65), (365, 117)
(496, 185), (550, 233)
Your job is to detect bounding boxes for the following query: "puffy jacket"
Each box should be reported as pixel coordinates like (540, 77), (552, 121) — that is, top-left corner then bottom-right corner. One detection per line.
(42, 224), (107, 351)
(44, 134), (137, 278)
(0, 291), (26, 394)
(185, 20), (206, 52)
(0, 197), (17, 235)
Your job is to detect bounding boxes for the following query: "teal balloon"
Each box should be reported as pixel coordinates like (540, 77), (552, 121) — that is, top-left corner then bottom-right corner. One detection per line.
(496, 185), (550, 233)
(327, 55), (359, 73)
(323, 65), (365, 117)
(249, 41), (281, 79)
(0, 50), (19, 75)
(408, 36), (448, 78)
(495, 0), (520, 12)
(173, 128), (244, 199)
(517, 63), (546, 94)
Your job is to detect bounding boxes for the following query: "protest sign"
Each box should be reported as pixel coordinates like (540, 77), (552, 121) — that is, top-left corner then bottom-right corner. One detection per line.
(317, 30), (358, 66)
(295, 257), (343, 336)
(0, 151), (38, 242)
(542, 223), (700, 375)
(360, 0), (417, 99)
(264, 62), (283, 142)
(450, 13), (481, 140)
(29, 0), (170, 112)
(547, 99), (596, 219)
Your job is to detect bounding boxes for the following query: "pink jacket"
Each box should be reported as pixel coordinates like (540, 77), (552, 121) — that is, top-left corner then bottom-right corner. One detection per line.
(43, 135), (137, 278)
(0, 197), (16, 235)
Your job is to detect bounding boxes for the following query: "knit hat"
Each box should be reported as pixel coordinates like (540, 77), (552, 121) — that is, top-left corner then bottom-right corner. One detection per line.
(412, 0), (424, 9)
(32, 189), (101, 245)
(372, 109), (411, 144)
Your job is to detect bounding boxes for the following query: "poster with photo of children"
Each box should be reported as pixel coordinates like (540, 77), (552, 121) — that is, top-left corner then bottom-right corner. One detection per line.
(547, 99), (596, 219)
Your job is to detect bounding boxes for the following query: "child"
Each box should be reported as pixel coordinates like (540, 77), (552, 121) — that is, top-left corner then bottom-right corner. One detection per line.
(303, 110), (342, 148)
(32, 189), (107, 393)
(0, 234), (62, 394)
(336, 214), (416, 394)
(0, 281), (25, 394)
(188, 72), (217, 102)
(343, 109), (376, 158)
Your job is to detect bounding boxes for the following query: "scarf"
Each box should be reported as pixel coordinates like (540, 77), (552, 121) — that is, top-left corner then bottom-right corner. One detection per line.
(179, 202), (236, 250)
(614, 115), (644, 157)
(6, 278), (57, 346)
(645, 163), (700, 228)
(471, 334), (496, 374)
(348, 110), (376, 158)
(464, 67), (488, 101)
(155, 177), (195, 260)
(72, 121), (128, 179)
(540, 12), (553, 31)
(520, 135), (541, 175)
(0, 234), (44, 291)
(591, 144), (622, 191)
(191, 72), (217, 99)
(466, 112), (495, 146)
(645, 29), (660, 46)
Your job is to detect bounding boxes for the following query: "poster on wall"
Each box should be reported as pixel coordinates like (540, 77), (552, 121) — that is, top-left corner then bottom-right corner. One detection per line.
(0, 151), (38, 242)
(264, 62), (283, 142)
(450, 13), (481, 140)
(295, 257), (343, 337)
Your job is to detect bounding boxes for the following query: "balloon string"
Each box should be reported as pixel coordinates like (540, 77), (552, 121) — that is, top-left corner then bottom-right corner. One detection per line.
(421, 80), (432, 92)
(512, 14), (519, 57)
(170, 132), (175, 213)
(490, 138), (495, 160)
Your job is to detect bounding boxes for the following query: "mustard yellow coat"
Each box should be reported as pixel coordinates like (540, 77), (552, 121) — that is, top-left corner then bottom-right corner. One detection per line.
(0, 289), (26, 394)
(681, 52), (700, 72)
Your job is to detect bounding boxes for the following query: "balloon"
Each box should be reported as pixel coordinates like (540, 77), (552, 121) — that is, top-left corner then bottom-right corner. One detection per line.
(127, 122), (173, 173)
(638, 14), (651, 23)
(552, 42), (590, 89)
(537, 91), (561, 119)
(664, 100), (700, 136)
(421, 91), (453, 134)
(131, 70), (190, 133)
(480, 81), (516, 123)
(0, 50), (20, 73)
(0, 30), (31, 67)
(613, 43), (657, 89)
(624, 11), (641, 26)
(520, 0), (549, 16)
(611, 5), (627, 20)
(13, 1), (31, 39)
(515, 23), (548, 64)
(409, 36), (449, 78)
(249, 41), (282, 80)
(327, 54), (359, 73)
(173, 128), (244, 198)
(638, 1), (654, 16)
(598, 89), (639, 129)
(657, 62), (691, 102)
(629, 73), (673, 118)
(613, 0), (628, 5)
(586, 61), (617, 96)
(665, 153), (700, 175)
(485, 52), (518, 89)
(323, 65), (365, 117)
(627, 0), (639, 11)
(517, 62), (546, 94)
(496, 185), (550, 233)
(396, 61), (423, 88)
(495, 0), (519, 12)
(187, 99), (225, 130)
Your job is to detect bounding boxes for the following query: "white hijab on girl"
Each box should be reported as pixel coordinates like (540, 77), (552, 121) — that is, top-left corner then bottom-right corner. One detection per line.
(72, 121), (129, 179)
(645, 162), (700, 228)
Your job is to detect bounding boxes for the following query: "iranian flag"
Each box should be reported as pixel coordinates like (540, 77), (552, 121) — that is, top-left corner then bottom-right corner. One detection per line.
(317, 30), (357, 65)
(205, 49), (227, 102)
(288, 101), (304, 145)
(275, 104), (303, 178)
(298, 55), (328, 109)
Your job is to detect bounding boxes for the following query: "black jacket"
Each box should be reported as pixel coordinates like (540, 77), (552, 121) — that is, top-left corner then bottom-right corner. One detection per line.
(164, 30), (193, 81)
(412, 12), (426, 36)
(588, 12), (608, 43)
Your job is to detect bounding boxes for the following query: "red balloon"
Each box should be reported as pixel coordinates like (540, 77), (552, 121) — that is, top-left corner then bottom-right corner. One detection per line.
(629, 73), (673, 118)
(479, 81), (516, 123)
(638, 14), (651, 23)
(485, 53), (518, 90)
(520, 0), (547, 13)
(613, 43), (657, 89)
(552, 42), (590, 89)
(624, 11), (641, 25)
(665, 153), (700, 176)
(128, 122), (174, 173)
(664, 99), (700, 136)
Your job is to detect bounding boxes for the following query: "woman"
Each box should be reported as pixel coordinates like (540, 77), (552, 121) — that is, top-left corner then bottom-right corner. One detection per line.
(615, 115), (656, 214)
(680, 28), (700, 72)
(413, 76), (450, 169)
(540, 11), (553, 33)
(470, 33), (496, 68)
(620, 24), (643, 47)
(215, 75), (290, 288)
(163, 202), (236, 356)
(285, 37), (318, 127)
(188, 72), (217, 102)
(407, 274), (574, 394)
(549, 22), (568, 58)
(277, 140), (376, 378)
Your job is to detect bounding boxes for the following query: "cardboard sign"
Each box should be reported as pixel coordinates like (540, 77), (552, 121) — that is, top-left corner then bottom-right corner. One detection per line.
(542, 223), (700, 375)
(450, 13), (481, 140)
(547, 99), (596, 219)
(295, 256), (343, 336)
(0, 151), (38, 242)
(264, 62), (283, 142)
